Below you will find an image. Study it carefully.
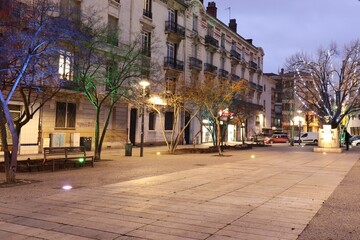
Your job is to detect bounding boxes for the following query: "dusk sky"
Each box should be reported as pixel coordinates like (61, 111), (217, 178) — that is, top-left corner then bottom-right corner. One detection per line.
(203, 0), (360, 73)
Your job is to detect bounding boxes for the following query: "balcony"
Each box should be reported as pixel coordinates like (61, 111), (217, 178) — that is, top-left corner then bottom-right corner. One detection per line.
(143, 9), (152, 19)
(205, 35), (219, 50)
(231, 73), (240, 81)
(257, 84), (263, 92)
(249, 60), (258, 71)
(204, 63), (217, 74)
(189, 57), (202, 71)
(230, 50), (241, 63)
(249, 81), (257, 90)
(164, 57), (184, 71)
(218, 69), (229, 78)
(60, 80), (81, 91)
(165, 21), (185, 42)
(231, 99), (264, 112)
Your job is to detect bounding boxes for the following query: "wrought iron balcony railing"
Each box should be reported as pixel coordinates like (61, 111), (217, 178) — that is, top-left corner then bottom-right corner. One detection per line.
(249, 60), (258, 70)
(164, 57), (184, 71)
(218, 69), (229, 78)
(165, 21), (185, 37)
(189, 57), (202, 70)
(230, 50), (241, 61)
(204, 63), (218, 74)
(205, 35), (219, 48)
(231, 73), (240, 81)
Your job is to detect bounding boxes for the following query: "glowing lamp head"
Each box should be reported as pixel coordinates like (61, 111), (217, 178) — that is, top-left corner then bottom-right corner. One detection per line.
(62, 185), (72, 190)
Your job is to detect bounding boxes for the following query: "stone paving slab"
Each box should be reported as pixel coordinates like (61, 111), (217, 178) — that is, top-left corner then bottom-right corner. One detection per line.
(0, 150), (357, 239)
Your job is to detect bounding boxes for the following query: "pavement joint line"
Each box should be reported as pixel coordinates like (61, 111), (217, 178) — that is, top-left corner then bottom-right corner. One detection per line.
(0, 145), (359, 239)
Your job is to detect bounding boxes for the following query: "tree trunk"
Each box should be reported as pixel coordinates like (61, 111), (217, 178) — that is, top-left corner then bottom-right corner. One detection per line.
(97, 103), (116, 160)
(94, 107), (101, 161)
(0, 102), (18, 183)
(216, 121), (222, 156)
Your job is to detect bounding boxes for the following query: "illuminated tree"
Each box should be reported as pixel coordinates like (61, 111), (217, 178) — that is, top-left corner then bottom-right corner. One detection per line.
(286, 41), (360, 129)
(73, 15), (150, 161)
(0, 0), (78, 182)
(193, 77), (247, 155)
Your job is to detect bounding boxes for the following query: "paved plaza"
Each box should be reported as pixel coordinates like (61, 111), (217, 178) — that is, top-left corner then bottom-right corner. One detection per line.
(0, 145), (359, 239)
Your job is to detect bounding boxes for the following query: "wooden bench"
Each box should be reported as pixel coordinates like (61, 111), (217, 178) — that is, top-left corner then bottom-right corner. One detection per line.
(43, 146), (94, 172)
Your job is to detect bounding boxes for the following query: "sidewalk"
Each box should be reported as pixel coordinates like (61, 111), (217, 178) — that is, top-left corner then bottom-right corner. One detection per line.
(0, 145), (359, 239)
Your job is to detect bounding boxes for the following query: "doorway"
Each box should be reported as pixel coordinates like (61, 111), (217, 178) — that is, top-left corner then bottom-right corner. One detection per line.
(129, 108), (137, 145)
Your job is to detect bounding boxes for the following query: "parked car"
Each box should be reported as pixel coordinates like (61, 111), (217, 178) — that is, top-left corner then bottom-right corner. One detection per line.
(350, 135), (360, 144)
(351, 138), (360, 146)
(294, 132), (318, 143)
(264, 133), (290, 144)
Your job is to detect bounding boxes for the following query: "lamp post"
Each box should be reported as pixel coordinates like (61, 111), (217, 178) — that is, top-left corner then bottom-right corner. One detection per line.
(139, 80), (149, 157)
(297, 110), (302, 146)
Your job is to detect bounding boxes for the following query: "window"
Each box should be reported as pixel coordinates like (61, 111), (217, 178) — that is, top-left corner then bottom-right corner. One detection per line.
(166, 78), (176, 94)
(55, 102), (76, 128)
(149, 112), (156, 130)
(143, 0), (152, 18)
(206, 51), (213, 65)
(207, 24), (214, 37)
(168, 9), (175, 23)
(231, 41), (236, 51)
(191, 44), (198, 58)
(165, 111), (174, 130)
(167, 42), (175, 59)
(241, 67), (245, 79)
(142, 31), (151, 57)
(275, 105), (282, 114)
(107, 15), (119, 46)
(192, 14), (198, 32)
(220, 33), (225, 48)
(58, 50), (73, 80)
(1, 105), (21, 145)
(220, 57), (225, 70)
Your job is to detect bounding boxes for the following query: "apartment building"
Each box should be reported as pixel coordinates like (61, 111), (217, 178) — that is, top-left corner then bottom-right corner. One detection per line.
(265, 70), (322, 138)
(188, 1), (265, 143)
(1, 0), (267, 153)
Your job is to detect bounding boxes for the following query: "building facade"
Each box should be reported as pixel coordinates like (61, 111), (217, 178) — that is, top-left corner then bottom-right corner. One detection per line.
(2, 0), (267, 154)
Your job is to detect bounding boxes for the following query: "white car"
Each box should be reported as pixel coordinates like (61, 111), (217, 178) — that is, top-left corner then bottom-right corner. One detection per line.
(351, 139), (360, 146)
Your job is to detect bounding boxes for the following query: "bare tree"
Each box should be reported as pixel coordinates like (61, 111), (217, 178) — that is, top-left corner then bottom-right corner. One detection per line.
(0, 0), (78, 182)
(193, 76), (247, 155)
(73, 12), (152, 160)
(286, 41), (360, 129)
(148, 77), (200, 155)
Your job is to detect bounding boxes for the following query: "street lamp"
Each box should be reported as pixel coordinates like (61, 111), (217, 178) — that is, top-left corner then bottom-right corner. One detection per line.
(297, 110), (302, 146)
(139, 80), (149, 157)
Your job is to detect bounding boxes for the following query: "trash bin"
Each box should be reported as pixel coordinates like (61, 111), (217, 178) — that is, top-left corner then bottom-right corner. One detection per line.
(80, 137), (92, 151)
(125, 143), (132, 156)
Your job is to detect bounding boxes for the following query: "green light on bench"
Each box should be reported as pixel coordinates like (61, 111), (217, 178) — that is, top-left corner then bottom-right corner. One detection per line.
(78, 157), (85, 163)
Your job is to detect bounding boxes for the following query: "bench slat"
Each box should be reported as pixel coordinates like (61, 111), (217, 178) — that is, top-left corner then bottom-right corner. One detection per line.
(43, 146), (94, 171)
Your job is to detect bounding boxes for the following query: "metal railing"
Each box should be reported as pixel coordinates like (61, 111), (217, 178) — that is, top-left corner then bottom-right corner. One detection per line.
(189, 57), (202, 70)
(204, 63), (218, 73)
(165, 21), (185, 37)
(205, 35), (219, 48)
(164, 57), (184, 71)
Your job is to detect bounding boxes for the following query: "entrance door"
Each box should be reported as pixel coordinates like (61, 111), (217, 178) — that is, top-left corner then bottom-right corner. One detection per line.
(184, 112), (190, 144)
(129, 108), (137, 145)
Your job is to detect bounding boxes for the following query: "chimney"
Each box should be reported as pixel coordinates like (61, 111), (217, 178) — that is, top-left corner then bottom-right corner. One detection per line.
(229, 19), (237, 33)
(206, 2), (217, 18)
(246, 39), (253, 45)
